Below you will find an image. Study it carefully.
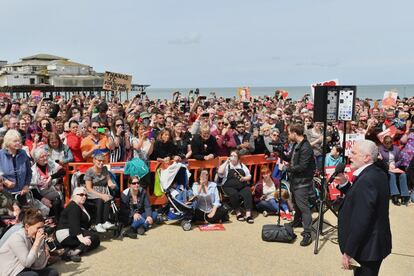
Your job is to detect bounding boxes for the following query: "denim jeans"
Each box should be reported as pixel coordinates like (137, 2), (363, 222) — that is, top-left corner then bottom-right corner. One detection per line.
(256, 198), (289, 213)
(131, 211), (158, 230)
(389, 172), (409, 197)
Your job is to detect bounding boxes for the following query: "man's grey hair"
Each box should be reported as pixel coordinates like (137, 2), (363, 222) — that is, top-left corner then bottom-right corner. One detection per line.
(355, 140), (378, 162)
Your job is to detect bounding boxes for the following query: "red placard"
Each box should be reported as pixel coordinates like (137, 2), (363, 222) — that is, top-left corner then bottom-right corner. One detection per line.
(325, 165), (354, 200)
(198, 224), (226, 231)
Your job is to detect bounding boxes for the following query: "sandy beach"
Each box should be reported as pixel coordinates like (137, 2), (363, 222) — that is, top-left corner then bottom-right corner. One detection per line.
(53, 204), (414, 276)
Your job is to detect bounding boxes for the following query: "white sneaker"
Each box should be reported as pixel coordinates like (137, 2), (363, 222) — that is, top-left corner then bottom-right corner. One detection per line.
(95, 223), (106, 233)
(102, 221), (115, 230)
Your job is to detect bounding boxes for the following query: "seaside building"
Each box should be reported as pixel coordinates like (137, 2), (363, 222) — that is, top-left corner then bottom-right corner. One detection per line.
(0, 54), (103, 88)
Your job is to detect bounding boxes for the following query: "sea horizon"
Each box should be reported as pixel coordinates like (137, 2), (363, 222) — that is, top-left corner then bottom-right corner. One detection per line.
(142, 83), (414, 101)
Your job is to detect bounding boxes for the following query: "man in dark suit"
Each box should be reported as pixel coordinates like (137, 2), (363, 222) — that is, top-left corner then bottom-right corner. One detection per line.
(336, 140), (392, 276)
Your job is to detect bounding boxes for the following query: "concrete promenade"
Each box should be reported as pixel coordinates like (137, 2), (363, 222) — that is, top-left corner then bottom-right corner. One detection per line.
(54, 204), (414, 276)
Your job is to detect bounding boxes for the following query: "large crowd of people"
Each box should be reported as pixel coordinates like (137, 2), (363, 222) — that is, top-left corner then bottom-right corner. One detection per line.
(0, 90), (413, 275)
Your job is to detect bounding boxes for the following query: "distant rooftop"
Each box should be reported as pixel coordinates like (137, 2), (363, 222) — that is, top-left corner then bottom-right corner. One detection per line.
(21, 54), (68, 61)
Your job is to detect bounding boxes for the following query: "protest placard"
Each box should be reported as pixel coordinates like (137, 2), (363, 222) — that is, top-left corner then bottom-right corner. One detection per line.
(31, 90), (41, 101)
(103, 71), (132, 92)
(238, 87), (250, 101)
(377, 125), (398, 143)
(382, 91), (398, 109)
(325, 165), (353, 200)
(339, 133), (365, 156)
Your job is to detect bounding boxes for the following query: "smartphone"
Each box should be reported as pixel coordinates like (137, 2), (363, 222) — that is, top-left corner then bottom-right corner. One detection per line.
(198, 96), (207, 100)
(225, 98), (231, 103)
(97, 127), (105, 134)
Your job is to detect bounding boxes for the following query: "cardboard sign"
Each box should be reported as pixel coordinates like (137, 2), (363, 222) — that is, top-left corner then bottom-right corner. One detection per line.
(311, 79), (339, 98)
(339, 133), (365, 156)
(198, 224), (226, 231)
(238, 87), (251, 101)
(103, 71), (132, 92)
(325, 165), (353, 200)
(382, 91), (398, 109)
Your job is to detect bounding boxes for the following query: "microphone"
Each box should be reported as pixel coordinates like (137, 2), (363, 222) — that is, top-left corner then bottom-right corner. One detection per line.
(328, 162), (346, 183)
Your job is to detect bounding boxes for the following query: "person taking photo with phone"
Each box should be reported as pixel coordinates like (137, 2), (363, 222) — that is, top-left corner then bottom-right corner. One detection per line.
(80, 121), (115, 163)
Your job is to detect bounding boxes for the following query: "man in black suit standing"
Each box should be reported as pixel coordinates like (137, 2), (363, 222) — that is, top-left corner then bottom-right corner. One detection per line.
(336, 140), (392, 276)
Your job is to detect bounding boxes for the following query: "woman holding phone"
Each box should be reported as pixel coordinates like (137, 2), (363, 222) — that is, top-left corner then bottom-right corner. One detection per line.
(217, 150), (254, 223)
(131, 123), (154, 162)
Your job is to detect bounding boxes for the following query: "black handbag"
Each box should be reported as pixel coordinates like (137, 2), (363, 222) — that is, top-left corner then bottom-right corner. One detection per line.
(261, 169), (297, 243)
(261, 223), (297, 242)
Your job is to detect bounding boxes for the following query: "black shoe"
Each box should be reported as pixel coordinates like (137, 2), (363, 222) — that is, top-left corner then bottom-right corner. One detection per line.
(137, 226), (146, 235)
(286, 221), (303, 228)
(300, 234), (312, 246)
(401, 196), (410, 206)
(392, 196), (401, 206)
(124, 228), (138, 239)
(62, 249), (82, 263)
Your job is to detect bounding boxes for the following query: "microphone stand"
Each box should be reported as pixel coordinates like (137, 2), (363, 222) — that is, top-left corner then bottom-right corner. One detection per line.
(313, 119), (340, 255)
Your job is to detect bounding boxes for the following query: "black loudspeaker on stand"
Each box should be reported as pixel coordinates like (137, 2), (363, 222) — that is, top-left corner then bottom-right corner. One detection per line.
(312, 86), (356, 254)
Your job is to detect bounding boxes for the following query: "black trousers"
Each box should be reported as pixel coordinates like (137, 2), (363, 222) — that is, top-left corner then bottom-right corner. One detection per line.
(86, 198), (110, 224)
(223, 185), (253, 212)
(59, 229), (100, 253)
(292, 185), (312, 234)
(354, 260), (382, 276)
(17, 267), (59, 276)
(193, 206), (228, 223)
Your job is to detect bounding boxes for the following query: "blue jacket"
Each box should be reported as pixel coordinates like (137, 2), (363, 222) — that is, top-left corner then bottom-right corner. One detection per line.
(0, 149), (32, 193)
(325, 153), (343, 167)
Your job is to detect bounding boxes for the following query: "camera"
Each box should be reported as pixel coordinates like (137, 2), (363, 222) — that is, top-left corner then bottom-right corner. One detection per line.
(195, 88), (200, 95)
(269, 141), (285, 154)
(198, 96), (207, 100)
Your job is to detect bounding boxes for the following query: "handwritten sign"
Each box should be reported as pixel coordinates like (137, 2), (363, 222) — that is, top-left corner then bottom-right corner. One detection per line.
(339, 133), (365, 156)
(103, 71), (132, 92)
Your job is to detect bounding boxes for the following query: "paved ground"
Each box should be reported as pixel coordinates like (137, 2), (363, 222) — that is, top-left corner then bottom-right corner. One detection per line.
(54, 204), (414, 276)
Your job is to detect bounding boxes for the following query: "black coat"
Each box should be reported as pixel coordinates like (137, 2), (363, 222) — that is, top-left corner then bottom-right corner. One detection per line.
(150, 140), (177, 160)
(285, 137), (315, 188)
(191, 135), (218, 160)
(338, 164), (392, 262)
(57, 201), (90, 237)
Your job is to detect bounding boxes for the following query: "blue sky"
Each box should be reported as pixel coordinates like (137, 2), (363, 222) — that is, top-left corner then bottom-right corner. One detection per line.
(1, 0), (413, 87)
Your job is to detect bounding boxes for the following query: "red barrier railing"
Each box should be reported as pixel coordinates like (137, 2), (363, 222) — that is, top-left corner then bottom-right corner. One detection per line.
(64, 155), (277, 205)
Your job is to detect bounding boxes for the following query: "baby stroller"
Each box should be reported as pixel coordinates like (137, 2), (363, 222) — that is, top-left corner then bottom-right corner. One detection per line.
(159, 163), (194, 231)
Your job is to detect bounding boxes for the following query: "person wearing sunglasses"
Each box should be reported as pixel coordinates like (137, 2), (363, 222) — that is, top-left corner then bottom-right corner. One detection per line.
(56, 187), (100, 262)
(108, 117), (131, 162)
(120, 176), (159, 236)
(80, 121), (115, 163)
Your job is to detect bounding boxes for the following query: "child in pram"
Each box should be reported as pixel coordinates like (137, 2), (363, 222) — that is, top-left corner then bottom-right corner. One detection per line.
(160, 163), (194, 230)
